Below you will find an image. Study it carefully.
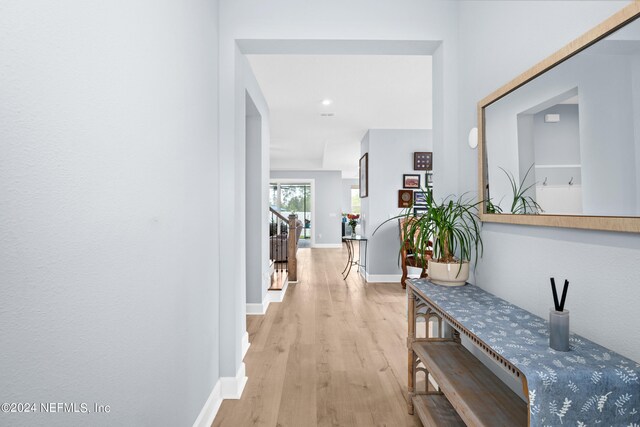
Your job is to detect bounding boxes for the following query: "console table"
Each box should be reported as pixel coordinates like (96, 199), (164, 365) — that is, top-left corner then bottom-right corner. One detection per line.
(407, 278), (640, 426)
(341, 235), (367, 280)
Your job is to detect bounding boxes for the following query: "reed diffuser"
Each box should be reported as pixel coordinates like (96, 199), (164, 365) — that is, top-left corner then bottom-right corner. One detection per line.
(549, 278), (570, 352)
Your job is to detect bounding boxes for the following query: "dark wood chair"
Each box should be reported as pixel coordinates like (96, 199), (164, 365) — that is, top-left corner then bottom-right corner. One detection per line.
(399, 218), (433, 289)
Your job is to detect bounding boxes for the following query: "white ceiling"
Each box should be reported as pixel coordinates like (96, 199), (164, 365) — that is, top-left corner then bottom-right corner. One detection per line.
(246, 55), (432, 178)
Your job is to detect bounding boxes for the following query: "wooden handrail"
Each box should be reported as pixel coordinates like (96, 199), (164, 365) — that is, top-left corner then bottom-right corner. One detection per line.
(269, 207), (288, 222)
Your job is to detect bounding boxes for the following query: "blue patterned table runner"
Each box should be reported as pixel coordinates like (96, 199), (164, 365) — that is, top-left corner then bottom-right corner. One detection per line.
(410, 279), (640, 426)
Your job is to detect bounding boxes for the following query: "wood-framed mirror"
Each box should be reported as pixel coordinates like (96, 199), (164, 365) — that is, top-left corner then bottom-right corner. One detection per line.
(478, 2), (640, 233)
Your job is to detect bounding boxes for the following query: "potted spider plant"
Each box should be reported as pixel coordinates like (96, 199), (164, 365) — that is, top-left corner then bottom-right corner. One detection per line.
(374, 189), (483, 287)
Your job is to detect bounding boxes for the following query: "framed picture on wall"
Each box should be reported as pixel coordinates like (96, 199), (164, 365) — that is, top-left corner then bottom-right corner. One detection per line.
(359, 153), (368, 198)
(398, 190), (413, 208)
(414, 152), (432, 170)
(414, 191), (427, 206)
(403, 174), (420, 189)
(413, 207), (428, 216)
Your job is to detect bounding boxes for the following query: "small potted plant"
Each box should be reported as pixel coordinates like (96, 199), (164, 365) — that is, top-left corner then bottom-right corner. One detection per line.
(347, 213), (360, 235)
(375, 189), (482, 286)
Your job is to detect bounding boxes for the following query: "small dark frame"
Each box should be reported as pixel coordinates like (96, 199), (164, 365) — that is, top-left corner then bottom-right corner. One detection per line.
(414, 191), (427, 206)
(403, 174), (421, 189)
(413, 207), (428, 216)
(398, 190), (413, 208)
(359, 153), (368, 198)
(414, 152), (432, 171)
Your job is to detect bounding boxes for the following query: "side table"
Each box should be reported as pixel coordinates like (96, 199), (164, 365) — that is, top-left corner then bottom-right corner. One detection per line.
(341, 235), (367, 280)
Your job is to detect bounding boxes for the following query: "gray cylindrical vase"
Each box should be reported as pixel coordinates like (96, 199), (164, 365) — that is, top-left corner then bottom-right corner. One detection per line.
(549, 309), (570, 352)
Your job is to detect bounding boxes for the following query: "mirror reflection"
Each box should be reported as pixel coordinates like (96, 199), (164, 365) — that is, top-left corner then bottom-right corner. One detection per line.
(484, 17), (640, 217)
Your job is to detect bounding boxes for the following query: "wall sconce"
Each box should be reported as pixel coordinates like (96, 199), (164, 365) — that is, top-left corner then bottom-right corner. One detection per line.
(468, 127), (478, 149)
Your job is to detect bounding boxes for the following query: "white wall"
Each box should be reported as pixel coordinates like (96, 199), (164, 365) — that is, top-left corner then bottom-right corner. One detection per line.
(361, 129), (433, 279)
(533, 104), (581, 167)
(0, 1), (221, 425)
(458, 0), (640, 362)
(270, 171), (343, 246)
(632, 53), (640, 215)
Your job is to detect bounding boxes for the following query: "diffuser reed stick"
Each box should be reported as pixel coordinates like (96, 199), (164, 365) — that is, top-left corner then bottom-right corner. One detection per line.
(550, 278), (569, 312)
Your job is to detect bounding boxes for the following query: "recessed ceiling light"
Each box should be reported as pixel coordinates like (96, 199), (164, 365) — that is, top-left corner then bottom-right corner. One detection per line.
(321, 99), (333, 106)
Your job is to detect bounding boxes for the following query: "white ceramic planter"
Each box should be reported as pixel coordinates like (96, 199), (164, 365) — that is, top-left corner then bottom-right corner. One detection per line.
(428, 260), (469, 286)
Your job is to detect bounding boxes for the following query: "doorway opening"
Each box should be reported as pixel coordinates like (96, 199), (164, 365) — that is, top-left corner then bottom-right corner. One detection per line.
(270, 179), (315, 248)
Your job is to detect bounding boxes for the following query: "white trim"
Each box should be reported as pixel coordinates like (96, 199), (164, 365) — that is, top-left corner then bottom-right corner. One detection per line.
(220, 363), (248, 400)
(311, 243), (342, 249)
(267, 278), (288, 302)
(246, 298), (270, 315)
(191, 363), (248, 427)
(192, 381), (222, 427)
(246, 276), (291, 314)
(364, 273), (402, 283)
(363, 266), (424, 283)
(241, 331), (250, 360)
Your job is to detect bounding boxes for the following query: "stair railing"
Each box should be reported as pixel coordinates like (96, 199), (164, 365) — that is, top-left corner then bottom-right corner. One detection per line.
(269, 208), (298, 281)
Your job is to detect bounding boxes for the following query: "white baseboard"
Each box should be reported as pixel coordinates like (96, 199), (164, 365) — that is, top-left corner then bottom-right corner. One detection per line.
(192, 381), (222, 427)
(248, 275), (291, 313)
(220, 363), (248, 400)
(364, 273), (402, 283)
(312, 243), (342, 249)
(192, 363), (247, 427)
(246, 298), (270, 315)
(241, 331), (250, 360)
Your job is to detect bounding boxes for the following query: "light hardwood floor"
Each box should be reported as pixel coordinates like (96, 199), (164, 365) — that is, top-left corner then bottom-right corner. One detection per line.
(212, 247), (422, 427)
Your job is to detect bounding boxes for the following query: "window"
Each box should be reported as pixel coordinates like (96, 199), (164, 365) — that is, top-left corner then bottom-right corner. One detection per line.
(270, 182), (312, 239)
(351, 186), (361, 214)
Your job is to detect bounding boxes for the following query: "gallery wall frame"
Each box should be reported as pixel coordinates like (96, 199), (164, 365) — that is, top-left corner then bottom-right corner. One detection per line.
(359, 153), (368, 198)
(414, 191), (427, 206)
(414, 152), (432, 171)
(398, 190), (413, 208)
(403, 174), (421, 189)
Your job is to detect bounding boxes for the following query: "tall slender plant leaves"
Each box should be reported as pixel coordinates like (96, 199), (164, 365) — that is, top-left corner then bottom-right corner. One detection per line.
(373, 188), (483, 277)
(499, 164), (543, 214)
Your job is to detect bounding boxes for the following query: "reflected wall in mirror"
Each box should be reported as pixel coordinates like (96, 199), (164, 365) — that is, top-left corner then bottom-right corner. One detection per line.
(479, 3), (640, 232)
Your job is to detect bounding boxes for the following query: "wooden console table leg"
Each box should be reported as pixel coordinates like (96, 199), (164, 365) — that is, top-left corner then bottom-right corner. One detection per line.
(452, 329), (461, 344)
(407, 289), (416, 415)
(401, 263), (408, 289)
